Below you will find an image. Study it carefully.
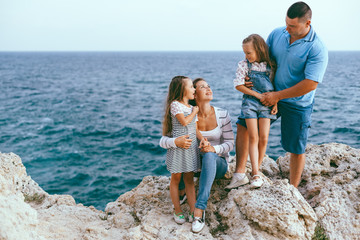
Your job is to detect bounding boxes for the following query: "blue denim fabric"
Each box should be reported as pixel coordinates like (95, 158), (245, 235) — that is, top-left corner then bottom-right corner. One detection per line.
(278, 101), (313, 154)
(239, 61), (276, 120)
(195, 152), (228, 210)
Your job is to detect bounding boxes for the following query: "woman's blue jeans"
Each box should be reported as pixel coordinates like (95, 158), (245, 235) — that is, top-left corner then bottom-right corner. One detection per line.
(178, 152), (227, 210)
(196, 152), (227, 209)
(178, 152), (227, 209)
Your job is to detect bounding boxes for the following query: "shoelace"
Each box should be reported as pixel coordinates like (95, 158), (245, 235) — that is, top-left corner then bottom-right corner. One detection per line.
(194, 217), (203, 223)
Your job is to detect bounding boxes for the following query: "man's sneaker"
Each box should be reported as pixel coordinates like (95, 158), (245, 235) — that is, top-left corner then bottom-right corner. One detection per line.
(179, 194), (187, 205)
(250, 175), (263, 189)
(225, 174), (249, 189)
(192, 211), (205, 233)
(173, 212), (186, 224)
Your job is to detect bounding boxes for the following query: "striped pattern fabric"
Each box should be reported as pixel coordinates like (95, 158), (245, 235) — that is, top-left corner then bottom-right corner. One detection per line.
(165, 110), (200, 173)
(159, 136), (177, 149)
(212, 107), (234, 162)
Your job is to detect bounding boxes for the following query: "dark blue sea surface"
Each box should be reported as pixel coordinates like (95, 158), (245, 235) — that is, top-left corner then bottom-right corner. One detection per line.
(0, 51), (359, 210)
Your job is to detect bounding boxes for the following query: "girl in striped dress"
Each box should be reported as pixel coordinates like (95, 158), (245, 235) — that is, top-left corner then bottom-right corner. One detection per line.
(163, 76), (207, 224)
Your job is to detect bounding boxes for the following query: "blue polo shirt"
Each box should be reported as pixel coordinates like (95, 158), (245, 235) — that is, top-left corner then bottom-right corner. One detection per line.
(266, 26), (328, 107)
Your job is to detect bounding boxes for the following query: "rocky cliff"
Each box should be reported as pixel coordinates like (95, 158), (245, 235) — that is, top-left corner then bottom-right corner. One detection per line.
(0, 143), (359, 239)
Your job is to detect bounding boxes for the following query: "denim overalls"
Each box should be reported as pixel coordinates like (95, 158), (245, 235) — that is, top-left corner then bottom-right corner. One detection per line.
(239, 60), (276, 119)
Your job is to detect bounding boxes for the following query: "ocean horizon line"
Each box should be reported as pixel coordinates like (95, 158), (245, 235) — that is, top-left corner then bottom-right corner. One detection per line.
(1, 50), (359, 53)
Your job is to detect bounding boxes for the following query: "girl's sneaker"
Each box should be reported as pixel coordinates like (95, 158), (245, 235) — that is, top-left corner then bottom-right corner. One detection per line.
(173, 212), (186, 224)
(250, 175), (263, 189)
(188, 212), (194, 223)
(192, 211), (205, 233)
(225, 174), (249, 189)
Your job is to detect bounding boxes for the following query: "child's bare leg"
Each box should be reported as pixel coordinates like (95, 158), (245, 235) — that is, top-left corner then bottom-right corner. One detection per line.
(183, 172), (195, 213)
(245, 118), (259, 177)
(170, 173), (182, 214)
(258, 118), (271, 170)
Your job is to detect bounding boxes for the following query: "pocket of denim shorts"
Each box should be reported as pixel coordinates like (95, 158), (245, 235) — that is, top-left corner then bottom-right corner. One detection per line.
(300, 121), (311, 140)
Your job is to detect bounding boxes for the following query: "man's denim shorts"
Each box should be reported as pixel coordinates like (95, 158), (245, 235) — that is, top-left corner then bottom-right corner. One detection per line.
(237, 101), (313, 154)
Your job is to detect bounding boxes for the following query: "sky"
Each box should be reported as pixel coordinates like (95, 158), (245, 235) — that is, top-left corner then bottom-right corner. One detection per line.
(1, 0), (359, 51)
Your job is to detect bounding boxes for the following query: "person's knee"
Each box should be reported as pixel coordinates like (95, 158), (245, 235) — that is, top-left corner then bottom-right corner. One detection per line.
(248, 134), (258, 143)
(259, 135), (268, 146)
(171, 173), (182, 184)
(290, 153), (305, 161)
(183, 172), (194, 184)
(202, 152), (216, 160)
(202, 153), (217, 167)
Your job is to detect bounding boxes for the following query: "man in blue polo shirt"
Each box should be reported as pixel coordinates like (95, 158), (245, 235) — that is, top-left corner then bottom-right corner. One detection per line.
(226, 1), (328, 189)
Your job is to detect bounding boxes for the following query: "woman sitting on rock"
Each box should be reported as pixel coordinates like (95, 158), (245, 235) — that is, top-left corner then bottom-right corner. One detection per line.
(159, 78), (234, 233)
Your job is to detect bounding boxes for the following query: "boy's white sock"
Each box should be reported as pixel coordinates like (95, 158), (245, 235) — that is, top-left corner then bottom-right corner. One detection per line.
(233, 173), (245, 179)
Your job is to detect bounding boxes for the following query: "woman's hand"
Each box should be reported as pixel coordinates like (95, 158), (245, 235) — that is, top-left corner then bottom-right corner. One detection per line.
(174, 135), (192, 149)
(199, 138), (210, 149)
(201, 145), (216, 153)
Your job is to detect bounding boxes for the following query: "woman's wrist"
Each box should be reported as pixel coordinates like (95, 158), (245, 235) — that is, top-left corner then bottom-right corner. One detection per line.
(213, 145), (220, 153)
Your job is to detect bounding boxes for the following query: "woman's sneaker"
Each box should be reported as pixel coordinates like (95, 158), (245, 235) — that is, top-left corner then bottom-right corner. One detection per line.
(179, 194), (187, 205)
(250, 175), (263, 189)
(192, 211), (205, 233)
(173, 212), (186, 224)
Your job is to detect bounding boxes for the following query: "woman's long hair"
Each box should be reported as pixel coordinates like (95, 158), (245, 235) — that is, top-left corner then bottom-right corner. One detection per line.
(243, 34), (277, 81)
(162, 76), (188, 136)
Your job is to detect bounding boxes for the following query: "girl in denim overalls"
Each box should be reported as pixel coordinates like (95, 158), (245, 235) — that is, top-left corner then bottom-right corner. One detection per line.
(233, 34), (277, 188)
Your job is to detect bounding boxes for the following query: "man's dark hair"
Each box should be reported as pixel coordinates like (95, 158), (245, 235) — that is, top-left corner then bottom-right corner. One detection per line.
(287, 1), (312, 20)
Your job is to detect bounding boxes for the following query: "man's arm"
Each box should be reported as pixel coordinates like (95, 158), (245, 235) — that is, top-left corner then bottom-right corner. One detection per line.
(260, 79), (318, 106)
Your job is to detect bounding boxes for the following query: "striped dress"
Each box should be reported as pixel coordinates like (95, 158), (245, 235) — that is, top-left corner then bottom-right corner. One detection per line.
(165, 101), (200, 173)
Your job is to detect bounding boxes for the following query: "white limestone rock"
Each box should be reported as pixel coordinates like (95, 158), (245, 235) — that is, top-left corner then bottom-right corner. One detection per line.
(277, 143), (360, 239)
(1, 142), (360, 239)
(0, 173), (42, 240)
(0, 152), (46, 197)
(106, 173), (316, 239)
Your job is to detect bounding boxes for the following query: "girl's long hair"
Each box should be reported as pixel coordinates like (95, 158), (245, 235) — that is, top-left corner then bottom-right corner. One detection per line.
(162, 76), (188, 136)
(243, 34), (277, 81)
(188, 77), (204, 106)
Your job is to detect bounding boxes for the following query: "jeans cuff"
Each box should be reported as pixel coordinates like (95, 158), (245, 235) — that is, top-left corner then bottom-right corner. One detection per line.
(195, 203), (206, 210)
